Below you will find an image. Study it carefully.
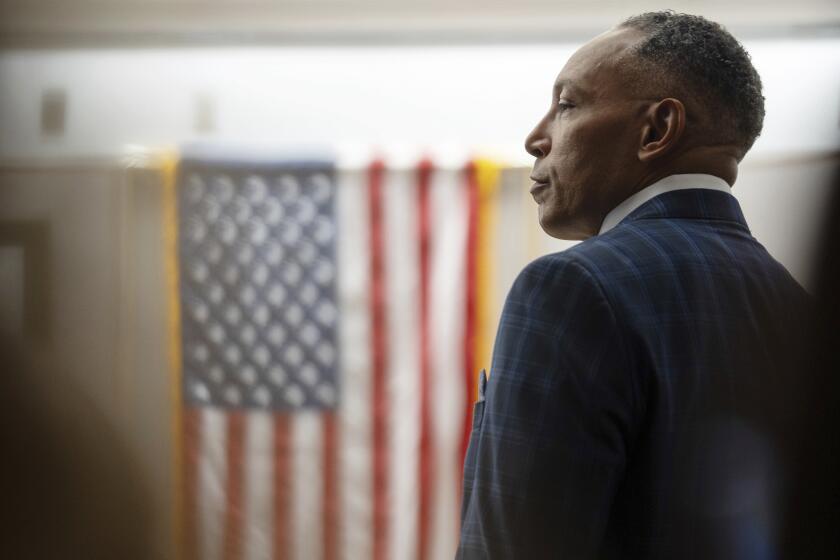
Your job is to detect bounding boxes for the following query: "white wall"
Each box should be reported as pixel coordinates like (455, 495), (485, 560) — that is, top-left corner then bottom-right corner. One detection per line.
(0, 37), (837, 286)
(1, 38), (838, 162)
(2, 37), (837, 283)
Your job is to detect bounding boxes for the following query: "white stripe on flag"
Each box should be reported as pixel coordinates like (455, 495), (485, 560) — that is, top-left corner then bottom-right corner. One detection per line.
(336, 167), (374, 560)
(384, 167), (421, 560)
(292, 411), (324, 560)
(243, 412), (273, 560)
(429, 166), (469, 560)
(198, 407), (228, 560)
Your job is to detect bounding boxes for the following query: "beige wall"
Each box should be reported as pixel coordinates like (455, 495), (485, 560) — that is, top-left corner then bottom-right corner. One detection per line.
(0, 163), (174, 559)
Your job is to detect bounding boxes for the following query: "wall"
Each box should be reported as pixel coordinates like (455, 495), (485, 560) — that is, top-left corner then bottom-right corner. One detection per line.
(0, 36), (837, 559)
(1, 38), (837, 282)
(0, 39), (839, 161)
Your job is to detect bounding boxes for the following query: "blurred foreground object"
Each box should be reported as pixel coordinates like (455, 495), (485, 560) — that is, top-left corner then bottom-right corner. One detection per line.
(781, 169), (840, 558)
(0, 340), (150, 560)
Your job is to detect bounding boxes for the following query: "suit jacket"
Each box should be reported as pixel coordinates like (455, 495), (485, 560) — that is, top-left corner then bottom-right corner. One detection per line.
(457, 188), (811, 559)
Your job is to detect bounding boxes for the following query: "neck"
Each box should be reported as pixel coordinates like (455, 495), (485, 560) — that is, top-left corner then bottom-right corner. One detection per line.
(635, 145), (740, 192)
(590, 145), (740, 239)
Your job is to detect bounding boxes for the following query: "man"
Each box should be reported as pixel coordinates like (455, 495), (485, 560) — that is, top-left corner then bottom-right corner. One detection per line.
(457, 11), (811, 559)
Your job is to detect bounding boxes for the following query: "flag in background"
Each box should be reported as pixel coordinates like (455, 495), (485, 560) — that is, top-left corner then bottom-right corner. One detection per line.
(163, 148), (542, 560)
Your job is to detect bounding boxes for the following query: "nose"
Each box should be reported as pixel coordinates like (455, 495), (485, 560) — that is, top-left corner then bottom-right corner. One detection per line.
(524, 117), (550, 158)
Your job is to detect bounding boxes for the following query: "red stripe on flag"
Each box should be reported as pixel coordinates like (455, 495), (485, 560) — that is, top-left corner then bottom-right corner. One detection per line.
(223, 412), (246, 560)
(460, 162), (479, 498)
(272, 416), (292, 560)
(182, 406), (202, 560)
(417, 159), (435, 560)
(322, 412), (339, 560)
(368, 159), (389, 560)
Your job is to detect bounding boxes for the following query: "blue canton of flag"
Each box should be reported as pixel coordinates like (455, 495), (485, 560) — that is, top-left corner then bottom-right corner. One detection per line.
(177, 159), (339, 411)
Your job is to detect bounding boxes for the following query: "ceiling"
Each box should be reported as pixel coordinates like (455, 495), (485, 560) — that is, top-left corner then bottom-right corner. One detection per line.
(2, 0), (839, 47)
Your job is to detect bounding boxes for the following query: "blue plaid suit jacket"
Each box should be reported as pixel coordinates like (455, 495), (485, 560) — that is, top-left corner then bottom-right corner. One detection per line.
(457, 188), (811, 559)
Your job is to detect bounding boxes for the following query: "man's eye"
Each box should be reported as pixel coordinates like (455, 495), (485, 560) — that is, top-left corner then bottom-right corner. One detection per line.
(557, 101), (574, 112)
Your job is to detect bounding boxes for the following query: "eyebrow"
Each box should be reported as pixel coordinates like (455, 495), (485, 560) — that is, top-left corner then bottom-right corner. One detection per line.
(553, 79), (589, 98)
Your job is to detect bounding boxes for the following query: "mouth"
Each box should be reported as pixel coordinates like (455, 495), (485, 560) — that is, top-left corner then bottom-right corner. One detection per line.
(530, 180), (549, 198)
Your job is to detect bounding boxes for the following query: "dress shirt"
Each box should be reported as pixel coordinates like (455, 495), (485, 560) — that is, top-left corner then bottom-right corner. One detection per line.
(598, 173), (731, 235)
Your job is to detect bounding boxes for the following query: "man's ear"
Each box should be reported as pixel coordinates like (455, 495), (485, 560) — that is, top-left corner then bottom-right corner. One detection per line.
(638, 98), (686, 162)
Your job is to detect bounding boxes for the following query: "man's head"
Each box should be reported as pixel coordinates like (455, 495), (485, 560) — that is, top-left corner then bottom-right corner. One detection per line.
(525, 11), (764, 239)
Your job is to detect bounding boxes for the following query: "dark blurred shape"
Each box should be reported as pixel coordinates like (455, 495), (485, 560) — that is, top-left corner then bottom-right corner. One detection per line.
(40, 89), (67, 137)
(781, 165), (840, 558)
(0, 339), (150, 560)
(0, 221), (50, 341)
(193, 93), (216, 135)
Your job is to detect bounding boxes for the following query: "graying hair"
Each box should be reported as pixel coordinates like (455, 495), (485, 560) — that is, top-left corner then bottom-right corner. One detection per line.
(619, 11), (765, 157)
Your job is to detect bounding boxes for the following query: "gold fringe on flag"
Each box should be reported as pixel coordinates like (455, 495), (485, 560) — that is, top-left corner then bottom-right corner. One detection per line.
(160, 151), (187, 560)
(473, 158), (502, 384)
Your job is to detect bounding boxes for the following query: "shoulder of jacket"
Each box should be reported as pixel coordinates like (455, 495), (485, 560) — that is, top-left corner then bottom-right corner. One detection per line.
(526, 237), (613, 276)
(517, 249), (603, 294)
(518, 239), (629, 305)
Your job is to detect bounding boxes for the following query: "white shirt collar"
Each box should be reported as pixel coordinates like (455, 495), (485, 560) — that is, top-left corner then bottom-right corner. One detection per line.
(598, 173), (731, 235)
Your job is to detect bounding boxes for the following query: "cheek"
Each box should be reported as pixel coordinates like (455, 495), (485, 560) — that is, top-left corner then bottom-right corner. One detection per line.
(544, 140), (589, 205)
(549, 120), (635, 185)
(546, 128), (598, 180)
(538, 183), (574, 226)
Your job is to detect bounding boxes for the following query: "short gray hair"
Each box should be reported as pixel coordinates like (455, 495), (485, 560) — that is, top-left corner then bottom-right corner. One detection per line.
(619, 11), (765, 158)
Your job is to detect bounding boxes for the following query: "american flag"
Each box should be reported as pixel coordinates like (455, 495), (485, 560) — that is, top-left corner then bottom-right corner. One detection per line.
(169, 151), (501, 560)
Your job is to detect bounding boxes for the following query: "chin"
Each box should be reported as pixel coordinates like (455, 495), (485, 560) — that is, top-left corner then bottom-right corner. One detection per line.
(538, 208), (592, 241)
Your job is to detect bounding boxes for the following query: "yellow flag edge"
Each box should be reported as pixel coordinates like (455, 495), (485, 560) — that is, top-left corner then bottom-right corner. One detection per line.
(160, 150), (185, 560)
(473, 157), (502, 392)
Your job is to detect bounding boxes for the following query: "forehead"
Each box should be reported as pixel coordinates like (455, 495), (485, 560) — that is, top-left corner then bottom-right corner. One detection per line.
(554, 27), (644, 94)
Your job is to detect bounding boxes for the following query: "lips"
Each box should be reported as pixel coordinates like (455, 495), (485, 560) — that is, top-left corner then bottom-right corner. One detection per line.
(530, 180), (549, 197)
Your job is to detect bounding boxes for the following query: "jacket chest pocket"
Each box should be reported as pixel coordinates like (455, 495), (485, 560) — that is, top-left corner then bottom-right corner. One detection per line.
(472, 368), (488, 432)
(462, 399), (485, 486)
(471, 400), (485, 433)
(463, 369), (488, 476)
